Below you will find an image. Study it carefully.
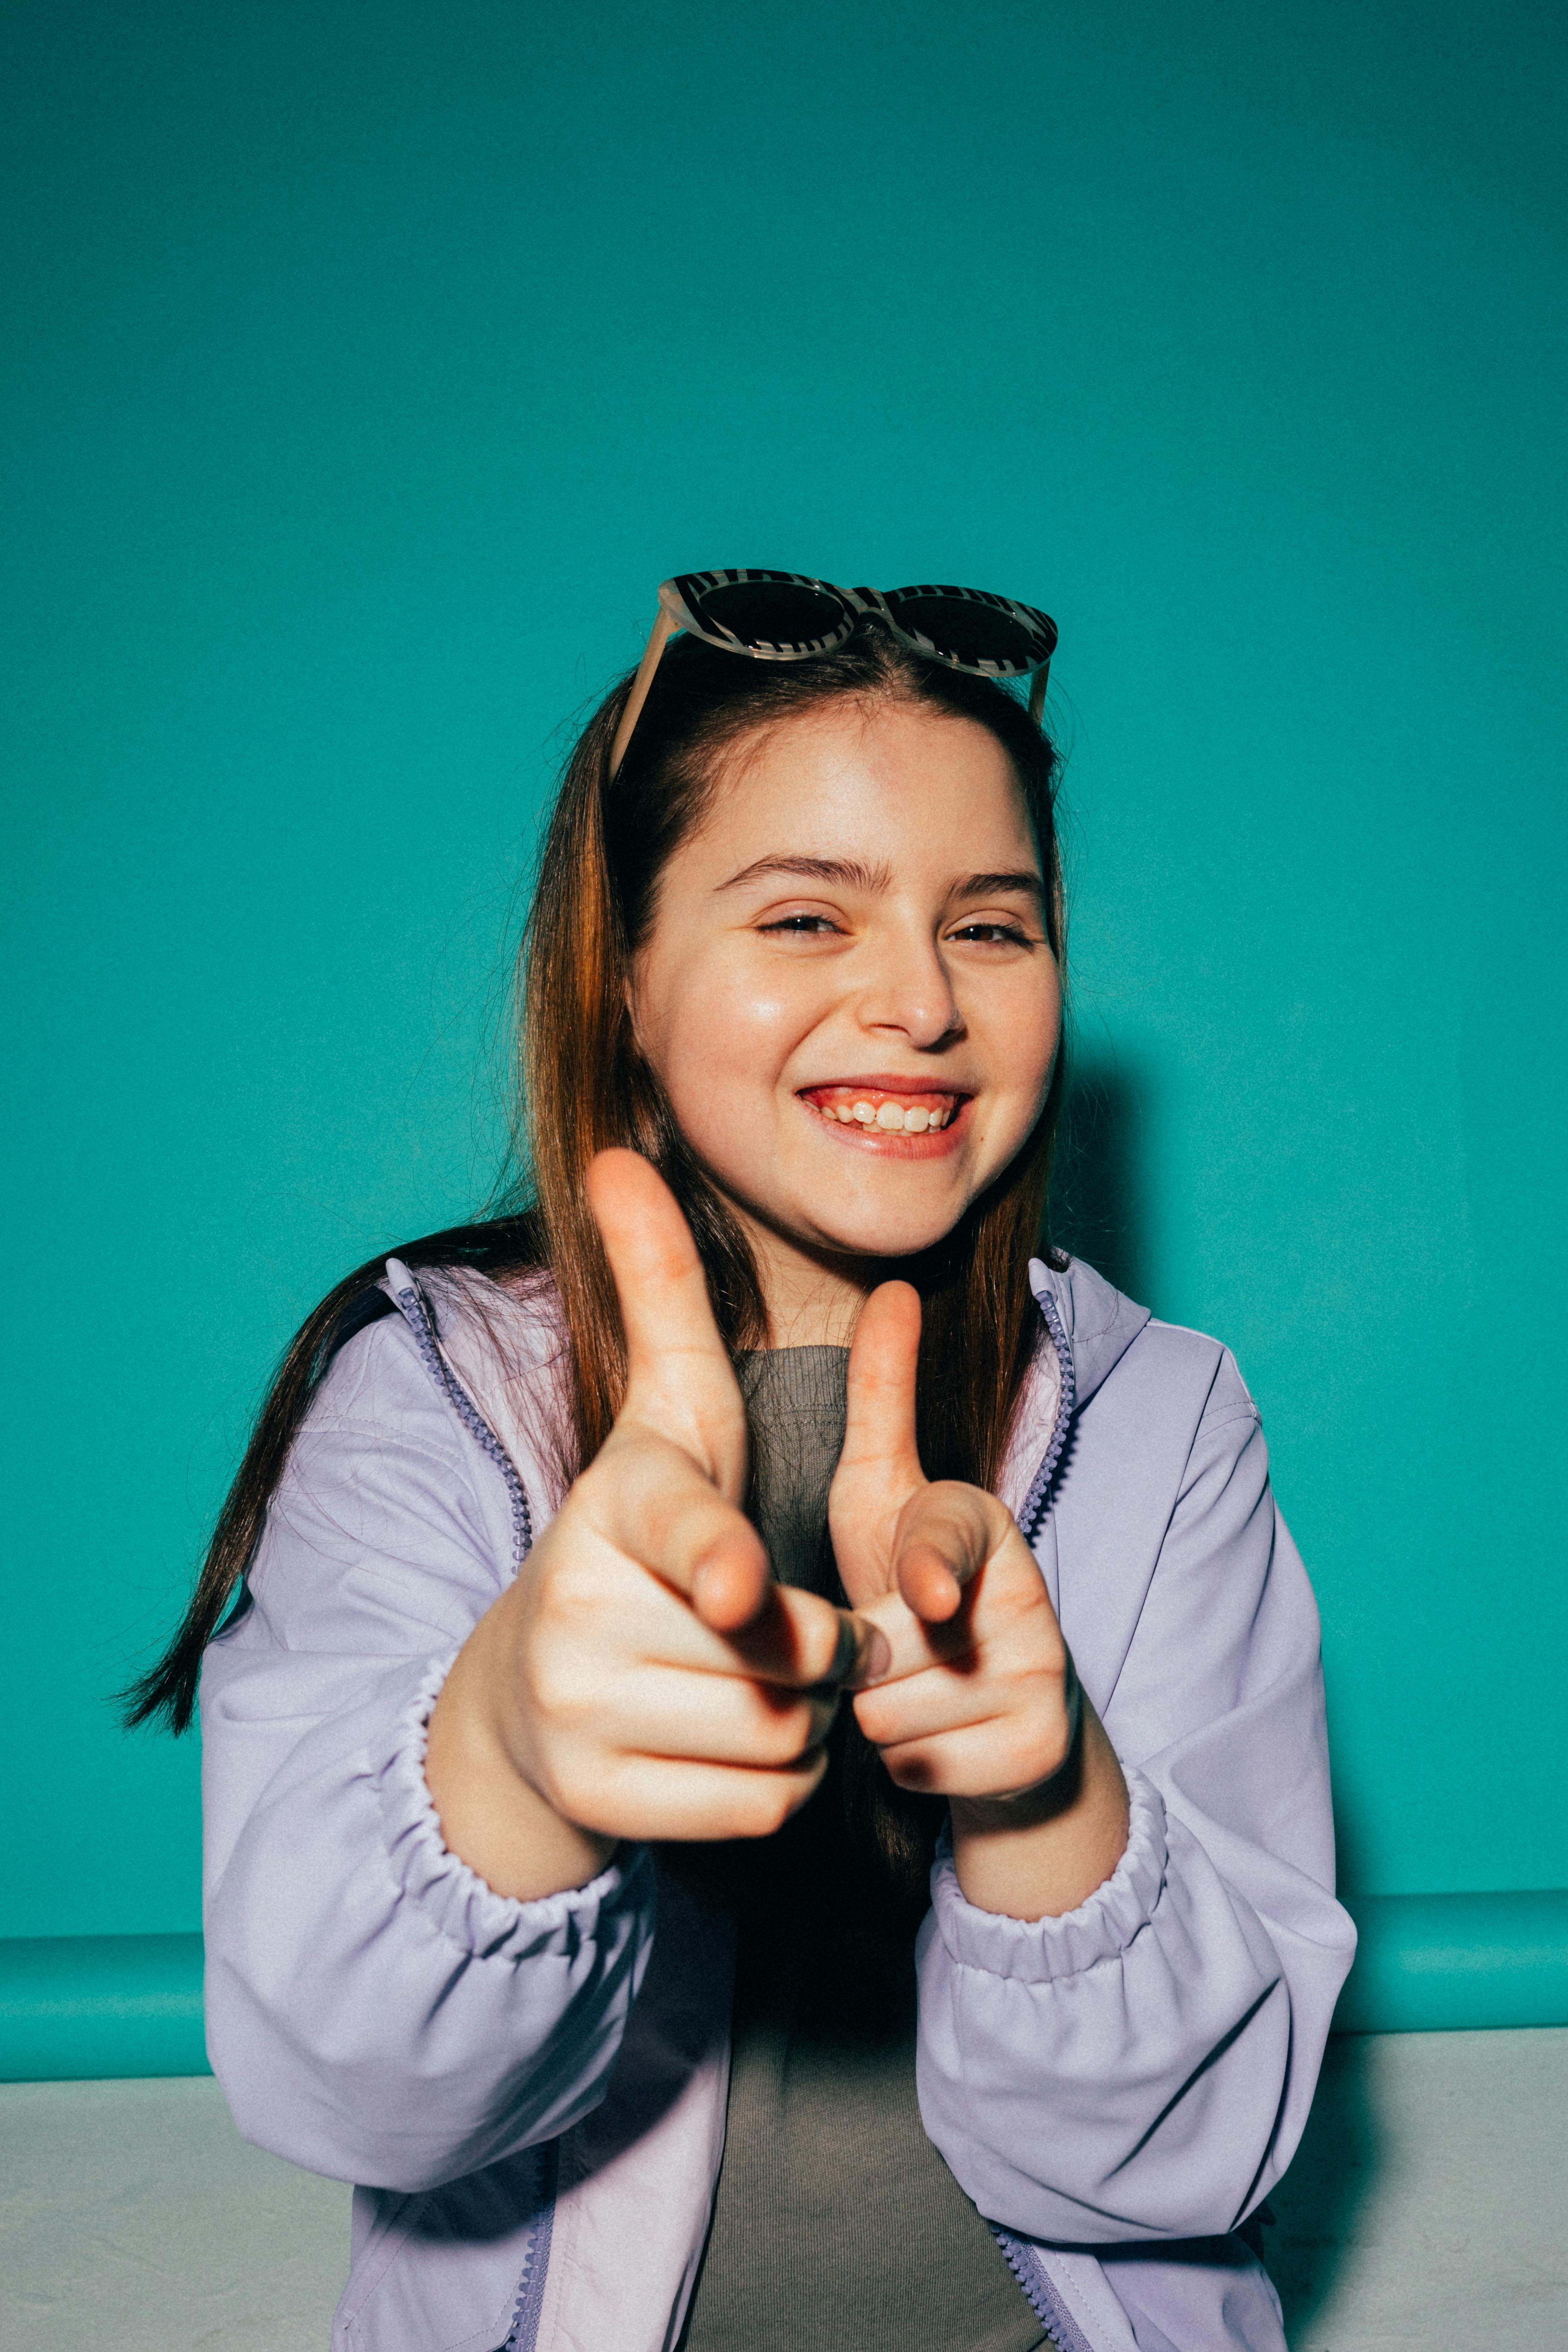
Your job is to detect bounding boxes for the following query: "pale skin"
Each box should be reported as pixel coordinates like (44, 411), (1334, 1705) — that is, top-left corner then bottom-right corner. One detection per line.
(427, 700), (1130, 1921)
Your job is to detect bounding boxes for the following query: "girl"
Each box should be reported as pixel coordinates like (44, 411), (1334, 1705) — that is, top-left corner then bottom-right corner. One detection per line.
(134, 572), (1355, 2352)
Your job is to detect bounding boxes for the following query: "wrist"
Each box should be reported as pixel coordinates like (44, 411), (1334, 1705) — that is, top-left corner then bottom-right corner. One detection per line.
(426, 1619), (617, 1904)
(948, 1704), (1130, 1921)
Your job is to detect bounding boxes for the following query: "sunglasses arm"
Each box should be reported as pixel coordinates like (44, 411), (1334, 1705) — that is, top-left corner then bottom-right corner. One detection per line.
(609, 606), (680, 780)
(1029, 659), (1051, 724)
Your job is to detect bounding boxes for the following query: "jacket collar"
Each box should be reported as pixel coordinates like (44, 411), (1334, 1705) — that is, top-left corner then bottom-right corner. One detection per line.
(1029, 1255), (1151, 1410)
(393, 1253), (1149, 1529)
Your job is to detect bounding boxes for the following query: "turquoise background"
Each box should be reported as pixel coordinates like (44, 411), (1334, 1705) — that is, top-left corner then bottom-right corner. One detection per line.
(5, 0), (1565, 1943)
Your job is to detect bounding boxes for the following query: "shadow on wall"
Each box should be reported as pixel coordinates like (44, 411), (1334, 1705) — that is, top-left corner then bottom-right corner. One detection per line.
(1048, 1055), (1382, 2337)
(1048, 1053), (1154, 1308)
(1266, 2033), (1383, 2343)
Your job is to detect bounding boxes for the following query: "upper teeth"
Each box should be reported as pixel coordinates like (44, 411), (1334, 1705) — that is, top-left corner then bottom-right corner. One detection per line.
(824, 1097), (953, 1133)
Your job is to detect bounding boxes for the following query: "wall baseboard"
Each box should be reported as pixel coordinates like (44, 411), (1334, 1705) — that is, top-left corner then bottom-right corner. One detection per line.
(1332, 1889), (1568, 2034)
(1, 1933), (206, 2082)
(3, 1891), (1565, 2083)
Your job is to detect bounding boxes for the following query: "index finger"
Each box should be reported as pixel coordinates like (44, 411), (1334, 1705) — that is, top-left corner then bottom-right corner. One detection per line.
(587, 1423), (889, 1685)
(586, 1149), (747, 1499)
(838, 1280), (926, 1495)
(892, 1480), (1009, 1623)
(579, 1430), (889, 1683)
(829, 1279), (927, 1605)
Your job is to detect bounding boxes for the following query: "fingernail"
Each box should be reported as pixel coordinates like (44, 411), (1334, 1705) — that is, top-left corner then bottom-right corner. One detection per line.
(858, 1626), (891, 1685)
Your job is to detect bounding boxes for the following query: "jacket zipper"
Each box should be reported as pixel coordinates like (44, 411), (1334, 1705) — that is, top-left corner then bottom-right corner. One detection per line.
(992, 1289), (1093, 2349)
(501, 2139), (560, 2352)
(386, 1261), (534, 1566)
(384, 1263), (559, 2352)
(1016, 1284), (1076, 1546)
(992, 2229), (1099, 2352)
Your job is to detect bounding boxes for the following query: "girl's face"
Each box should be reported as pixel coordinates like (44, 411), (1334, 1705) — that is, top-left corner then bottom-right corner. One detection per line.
(631, 699), (1061, 1282)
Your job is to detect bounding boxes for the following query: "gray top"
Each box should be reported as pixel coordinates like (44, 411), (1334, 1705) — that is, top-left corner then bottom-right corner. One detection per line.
(738, 1343), (850, 1595)
(679, 1347), (1047, 2352)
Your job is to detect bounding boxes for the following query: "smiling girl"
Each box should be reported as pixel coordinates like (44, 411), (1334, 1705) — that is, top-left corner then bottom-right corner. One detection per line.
(134, 576), (1355, 2352)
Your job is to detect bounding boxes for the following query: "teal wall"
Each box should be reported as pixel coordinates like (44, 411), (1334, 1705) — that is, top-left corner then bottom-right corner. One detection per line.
(5, 0), (1565, 1941)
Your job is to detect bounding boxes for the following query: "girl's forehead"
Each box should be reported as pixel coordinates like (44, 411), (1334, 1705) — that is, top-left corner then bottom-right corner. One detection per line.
(692, 701), (1036, 858)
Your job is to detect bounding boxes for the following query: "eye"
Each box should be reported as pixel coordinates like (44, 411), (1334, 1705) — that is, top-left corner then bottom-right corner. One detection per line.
(758, 912), (842, 935)
(948, 919), (1035, 947)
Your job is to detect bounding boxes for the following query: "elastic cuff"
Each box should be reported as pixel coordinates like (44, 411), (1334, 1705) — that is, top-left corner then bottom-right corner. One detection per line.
(931, 1768), (1168, 1983)
(375, 1651), (651, 1962)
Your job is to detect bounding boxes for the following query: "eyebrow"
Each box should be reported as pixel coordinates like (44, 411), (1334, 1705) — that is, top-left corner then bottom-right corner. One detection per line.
(955, 869), (1046, 903)
(718, 855), (1044, 902)
(718, 855), (894, 893)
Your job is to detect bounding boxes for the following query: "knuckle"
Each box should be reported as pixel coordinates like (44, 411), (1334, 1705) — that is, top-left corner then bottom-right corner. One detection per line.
(850, 1688), (894, 1746)
(759, 1699), (826, 1766)
(523, 1598), (633, 1717)
(733, 1762), (821, 1839)
(530, 1740), (596, 1825)
(753, 1778), (806, 1836)
(1008, 1719), (1066, 1788)
(527, 1648), (604, 1731)
(531, 1580), (618, 1670)
(534, 1563), (599, 1626)
(748, 1709), (795, 1767)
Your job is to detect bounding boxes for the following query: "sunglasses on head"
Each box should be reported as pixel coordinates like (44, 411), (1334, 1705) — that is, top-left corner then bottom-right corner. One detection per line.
(609, 570), (1058, 778)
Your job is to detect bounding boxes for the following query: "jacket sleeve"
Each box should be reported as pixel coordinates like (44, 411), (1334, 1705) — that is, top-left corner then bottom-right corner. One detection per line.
(914, 1350), (1356, 2243)
(199, 1309), (656, 2193)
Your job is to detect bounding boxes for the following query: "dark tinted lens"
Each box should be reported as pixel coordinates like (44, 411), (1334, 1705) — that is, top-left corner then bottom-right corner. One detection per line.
(883, 591), (1043, 669)
(691, 579), (848, 651)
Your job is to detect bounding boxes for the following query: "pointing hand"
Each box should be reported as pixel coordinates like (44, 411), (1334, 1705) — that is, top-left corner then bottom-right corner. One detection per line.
(426, 1152), (886, 1895)
(830, 1281), (1082, 1805)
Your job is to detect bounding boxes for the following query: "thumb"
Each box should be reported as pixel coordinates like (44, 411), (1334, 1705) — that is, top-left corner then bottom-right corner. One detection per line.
(829, 1280), (927, 1604)
(585, 1149), (747, 1501)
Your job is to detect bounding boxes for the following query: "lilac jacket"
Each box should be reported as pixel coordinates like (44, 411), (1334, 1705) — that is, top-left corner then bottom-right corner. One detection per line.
(201, 1254), (1355, 2352)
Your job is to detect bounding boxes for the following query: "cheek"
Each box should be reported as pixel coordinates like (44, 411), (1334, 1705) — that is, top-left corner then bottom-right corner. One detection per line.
(1029, 974), (1063, 1094)
(637, 956), (816, 1110)
(980, 967), (1061, 1125)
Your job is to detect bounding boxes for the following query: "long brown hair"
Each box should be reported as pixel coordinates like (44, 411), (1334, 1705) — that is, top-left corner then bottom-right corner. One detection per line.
(126, 618), (1066, 1734)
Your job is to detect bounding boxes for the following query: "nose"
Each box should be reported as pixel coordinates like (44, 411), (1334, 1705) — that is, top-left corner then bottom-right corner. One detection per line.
(856, 922), (964, 1051)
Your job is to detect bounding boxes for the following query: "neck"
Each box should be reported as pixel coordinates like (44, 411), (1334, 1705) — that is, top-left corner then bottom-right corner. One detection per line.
(736, 1213), (871, 1348)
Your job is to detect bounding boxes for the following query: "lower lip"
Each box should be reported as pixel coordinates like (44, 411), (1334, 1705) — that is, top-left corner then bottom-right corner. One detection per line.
(797, 1095), (972, 1160)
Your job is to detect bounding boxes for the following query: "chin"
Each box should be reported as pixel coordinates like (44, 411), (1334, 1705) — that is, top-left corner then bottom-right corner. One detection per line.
(801, 1204), (969, 1263)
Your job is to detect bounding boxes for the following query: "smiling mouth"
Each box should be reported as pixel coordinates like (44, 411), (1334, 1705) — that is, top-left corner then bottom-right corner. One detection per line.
(798, 1082), (969, 1136)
